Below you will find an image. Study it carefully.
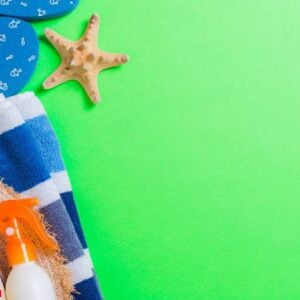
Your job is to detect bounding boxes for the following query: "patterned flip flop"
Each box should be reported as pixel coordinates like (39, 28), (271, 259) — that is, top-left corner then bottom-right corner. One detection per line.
(0, 0), (79, 20)
(0, 17), (39, 97)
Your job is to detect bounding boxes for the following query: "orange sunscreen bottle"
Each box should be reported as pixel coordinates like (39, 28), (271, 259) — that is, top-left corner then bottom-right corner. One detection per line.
(0, 198), (58, 300)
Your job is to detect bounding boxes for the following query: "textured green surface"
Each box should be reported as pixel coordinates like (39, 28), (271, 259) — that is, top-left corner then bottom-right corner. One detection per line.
(25, 0), (300, 299)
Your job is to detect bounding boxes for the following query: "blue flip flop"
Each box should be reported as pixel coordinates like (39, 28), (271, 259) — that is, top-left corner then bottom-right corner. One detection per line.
(0, 0), (80, 20)
(0, 17), (39, 97)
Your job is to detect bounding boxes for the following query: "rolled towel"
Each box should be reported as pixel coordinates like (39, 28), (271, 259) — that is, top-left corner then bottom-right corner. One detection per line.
(0, 92), (103, 300)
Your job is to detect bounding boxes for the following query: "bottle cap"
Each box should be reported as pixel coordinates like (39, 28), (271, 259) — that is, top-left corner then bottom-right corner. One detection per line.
(0, 198), (58, 266)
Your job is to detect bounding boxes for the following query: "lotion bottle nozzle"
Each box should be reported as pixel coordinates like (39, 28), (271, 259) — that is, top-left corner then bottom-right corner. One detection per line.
(0, 198), (58, 267)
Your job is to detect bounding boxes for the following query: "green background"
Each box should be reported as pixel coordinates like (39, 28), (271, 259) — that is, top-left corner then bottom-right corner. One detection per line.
(25, 0), (300, 299)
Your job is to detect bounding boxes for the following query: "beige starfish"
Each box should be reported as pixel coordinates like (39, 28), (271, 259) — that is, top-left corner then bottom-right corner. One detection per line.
(43, 13), (128, 103)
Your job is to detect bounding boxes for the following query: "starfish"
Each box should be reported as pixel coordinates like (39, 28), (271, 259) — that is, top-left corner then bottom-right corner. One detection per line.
(43, 13), (128, 103)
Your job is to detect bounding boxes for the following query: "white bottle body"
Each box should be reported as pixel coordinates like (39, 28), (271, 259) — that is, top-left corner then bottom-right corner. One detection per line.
(6, 262), (56, 300)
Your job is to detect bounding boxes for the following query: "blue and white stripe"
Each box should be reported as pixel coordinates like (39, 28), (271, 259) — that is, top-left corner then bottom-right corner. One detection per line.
(0, 92), (102, 299)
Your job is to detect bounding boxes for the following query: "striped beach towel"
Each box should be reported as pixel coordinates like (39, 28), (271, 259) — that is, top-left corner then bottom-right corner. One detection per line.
(0, 92), (102, 299)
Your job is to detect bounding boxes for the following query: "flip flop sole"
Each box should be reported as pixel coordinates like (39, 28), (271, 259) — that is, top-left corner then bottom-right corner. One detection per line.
(0, 17), (39, 97)
(0, 0), (79, 20)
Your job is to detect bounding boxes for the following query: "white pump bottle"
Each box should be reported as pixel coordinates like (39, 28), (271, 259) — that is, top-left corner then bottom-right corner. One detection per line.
(6, 262), (56, 300)
(0, 199), (58, 300)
